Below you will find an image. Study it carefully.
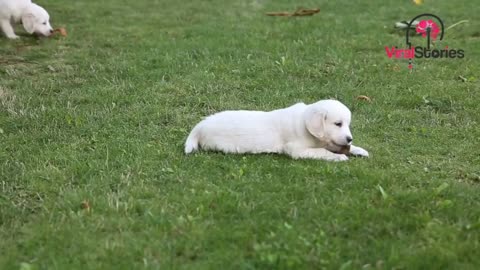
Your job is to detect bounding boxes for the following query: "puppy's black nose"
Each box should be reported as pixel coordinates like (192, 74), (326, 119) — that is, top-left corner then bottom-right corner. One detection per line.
(346, 136), (353, 143)
(50, 29), (54, 34)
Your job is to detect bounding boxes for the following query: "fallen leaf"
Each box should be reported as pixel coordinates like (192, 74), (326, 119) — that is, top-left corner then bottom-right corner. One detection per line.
(435, 183), (449, 195)
(357, 95), (372, 102)
(292, 8), (320, 16)
(52, 27), (67, 37)
(458, 75), (467, 82)
(413, 0), (423, 5)
(266, 8), (320, 17)
(335, 145), (350, 155)
(265, 12), (291, 16)
(377, 185), (389, 200)
(81, 200), (91, 211)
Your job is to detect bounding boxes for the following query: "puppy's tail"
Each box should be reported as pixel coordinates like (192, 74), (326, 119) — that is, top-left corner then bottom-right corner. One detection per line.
(184, 125), (201, 154)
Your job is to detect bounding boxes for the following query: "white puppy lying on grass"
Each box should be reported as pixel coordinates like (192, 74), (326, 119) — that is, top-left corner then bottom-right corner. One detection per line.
(0, 0), (53, 39)
(185, 100), (369, 161)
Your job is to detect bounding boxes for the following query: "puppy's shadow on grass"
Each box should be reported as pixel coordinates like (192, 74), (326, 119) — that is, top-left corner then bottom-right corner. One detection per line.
(1, 35), (56, 65)
(2, 33), (51, 47)
(181, 150), (367, 165)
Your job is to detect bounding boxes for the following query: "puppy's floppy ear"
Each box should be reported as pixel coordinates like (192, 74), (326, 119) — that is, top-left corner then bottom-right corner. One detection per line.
(22, 13), (35, 34)
(304, 106), (327, 139)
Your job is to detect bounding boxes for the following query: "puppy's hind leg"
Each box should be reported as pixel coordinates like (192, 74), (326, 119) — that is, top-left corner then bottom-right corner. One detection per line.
(284, 143), (348, 162)
(0, 20), (19, 39)
(185, 124), (202, 154)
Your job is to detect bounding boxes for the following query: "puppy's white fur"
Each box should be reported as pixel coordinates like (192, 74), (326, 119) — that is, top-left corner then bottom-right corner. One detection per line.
(0, 0), (53, 39)
(185, 100), (369, 162)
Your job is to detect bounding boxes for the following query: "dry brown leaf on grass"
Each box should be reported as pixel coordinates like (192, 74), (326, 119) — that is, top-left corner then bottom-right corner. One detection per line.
(52, 27), (67, 37)
(357, 95), (372, 102)
(81, 200), (91, 211)
(265, 12), (291, 16)
(266, 8), (320, 17)
(336, 145), (351, 155)
(292, 8), (320, 16)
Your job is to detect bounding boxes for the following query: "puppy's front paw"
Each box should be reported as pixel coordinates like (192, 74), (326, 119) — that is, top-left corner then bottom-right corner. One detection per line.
(350, 146), (369, 157)
(330, 154), (349, 162)
(7, 34), (20, 39)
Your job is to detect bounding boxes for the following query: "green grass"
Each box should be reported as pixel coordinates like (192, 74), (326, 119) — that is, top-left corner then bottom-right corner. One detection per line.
(1, 0), (480, 269)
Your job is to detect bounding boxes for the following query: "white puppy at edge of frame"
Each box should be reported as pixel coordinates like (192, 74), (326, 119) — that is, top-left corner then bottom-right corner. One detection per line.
(185, 99), (369, 162)
(0, 0), (53, 39)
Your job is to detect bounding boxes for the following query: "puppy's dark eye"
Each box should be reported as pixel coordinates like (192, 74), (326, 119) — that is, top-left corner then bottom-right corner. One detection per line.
(42, 22), (47, 25)
(335, 122), (342, 127)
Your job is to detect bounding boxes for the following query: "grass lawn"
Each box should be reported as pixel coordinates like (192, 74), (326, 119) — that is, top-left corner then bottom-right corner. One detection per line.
(1, 0), (480, 269)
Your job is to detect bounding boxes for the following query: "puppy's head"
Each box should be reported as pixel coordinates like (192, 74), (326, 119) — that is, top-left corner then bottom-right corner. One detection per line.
(22, 3), (53, 37)
(304, 100), (353, 149)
